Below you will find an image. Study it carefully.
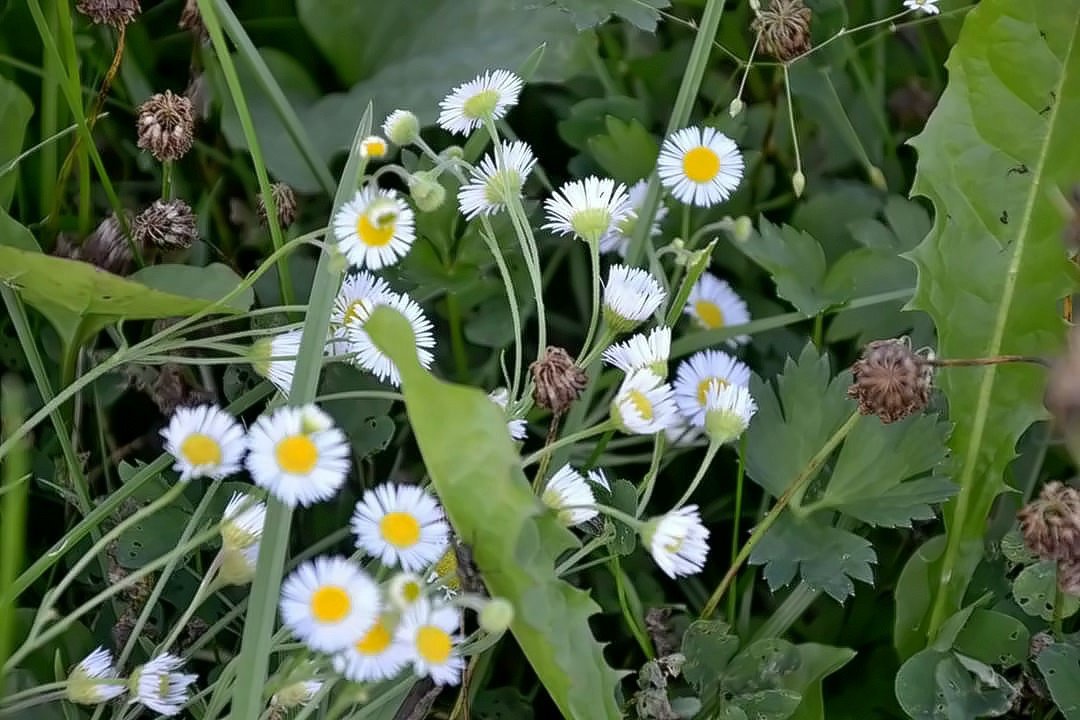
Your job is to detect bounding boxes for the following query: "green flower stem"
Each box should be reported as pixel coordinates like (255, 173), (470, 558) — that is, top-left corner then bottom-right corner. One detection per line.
(636, 435), (668, 515)
(727, 436), (748, 623)
(556, 529), (616, 576)
(477, 222), (525, 402)
(626, 0), (727, 267)
(751, 582), (821, 641)
(782, 65), (803, 185)
(577, 239), (603, 363)
(313, 390), (404, 404)
(664, 239), (718, 327)
(611, 556), (654, 659)
(0, 682), (68, 711)
(674, 440), (721, 509)
(162, 159), (174, 200)
(521, 420), (617, 468)
(0, 688), (68, 715)
(577, 327), (618, 369)
(700, 411), (860, 619)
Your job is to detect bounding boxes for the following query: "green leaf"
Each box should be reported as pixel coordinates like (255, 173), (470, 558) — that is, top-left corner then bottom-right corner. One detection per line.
(937, 654), (1014, 718)
(682, 620), (740, 694)
(588, 116), (660, 184)
(906, 0), (1080, 638)
(1012, 561), (1080, 621)
(551, 0), (670, 32)
(737, 218), (842, 317)
(0, 207), (38, 252)
(364, 307), (624, 719)
(952, 610), (1029, 669)
(129, 264), (253, 314)
(1035, 642), (1080, 719)
(894, 648), (950, 720)
(608, 478), (638, 556)
(0, 74), (33, 210)
(893, 536), (947, 661)
(785, 644), (857, 720)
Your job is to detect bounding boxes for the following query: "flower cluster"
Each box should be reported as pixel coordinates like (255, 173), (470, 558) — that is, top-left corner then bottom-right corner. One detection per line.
(64, 646), (197, 717)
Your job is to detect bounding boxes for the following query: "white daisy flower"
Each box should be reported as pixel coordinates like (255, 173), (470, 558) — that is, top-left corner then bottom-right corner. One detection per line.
(271, 679), (324, 709)
(250, 327), (305, 397)
(388, 572), (427, 610)
(602, 326), (671, 376)
(458, 140), (536, 219)
(245, 404), (351, 508)
(66, 646), (125, 704)
(333, 186), (416, 270)
(657, 126), (744, 207)
(541, 465), (597, 526)
(643, 505), (710, 578)
(128, 653), (197, 717)
(673, 350), (752, 427)
(160, 404), (246, 482)
(220, 492), (266, 551)
(330, 270), (394, 337)
(685, 273), (751, 345)
(703, 382), (757, 445)
(360, 135), (389, 159)
(603, 265), (667, 334)
(344, 290), (436, 387)
(280, 555), (381, 653)
(219, 542), (260, 587)
(438, 69), (523, 136)
(352, 483), (450, 572)
(587, 468), (611, 492)
(600, 180), (668, 257)
(611, 369), (680, 435)
(383, 109), (420, 146)
(332, 613), (411, 682)
(903, 0), (939, 14)
(396, 599), (465, 686)
(543, 176), (632, 246)
(488, 387), (527, 440)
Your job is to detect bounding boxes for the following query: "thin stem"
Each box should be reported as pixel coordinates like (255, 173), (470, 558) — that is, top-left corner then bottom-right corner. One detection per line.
(751, 582), (821, 641)
(556, 530), (615, 576)
(674, 440), (721, 509)
(636, 435), (668, 514)
(782, 65), (802, 187)
(521, 420), (616, 468)
(727, 436), (747, 623)
(700, 411), (860, 618)
(930, 355), (1051, 369)
(577, 239), (602, 364)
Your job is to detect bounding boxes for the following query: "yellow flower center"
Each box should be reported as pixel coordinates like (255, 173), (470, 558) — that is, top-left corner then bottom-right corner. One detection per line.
(683, 146), (721, 183)
(275, 435), (318, 474)
(310, 585), (350, 623)
(462, 89), (499, 120)
(356, 617), (392, 655)
(627, 389), (655, 421)
(341, 298), (374, 327)
(694, 299), (725, 329)
(696, 377), (729, 406)
(363, 138), (387, 158)
(380, 511), (422, 548)
(664, 536), (685, 554)
(415, 625), (453, 664)
(401, 580), (422, 603)
(180, 433), (222, 466)
(356, 208), (397, 247)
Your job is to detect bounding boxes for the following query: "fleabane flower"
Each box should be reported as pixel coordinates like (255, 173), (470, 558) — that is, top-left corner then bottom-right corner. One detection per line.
(458, 141), (536, 219)
(543, 176), (631, 245)
(344, 290), (436, 386)
(250, 327), (303, 397)
(220, 492), (266, 551)
(542, 465), (598, 526)
(388, 572), (427, 610)
(658, 126), (744, 207)
(643, 505), (710, 578)
(383, 109), (419, 146)
(673, 350), (752, 427)
(396, 599), (465, 685)
(128, 653), (197, 717)
(280, 555), (381, 653)
(489, 387), (527, 440)
(903, 0), (939, 14)
(333, 187), (415, 270)
(438, 69), (523, 135)
(685, 273), (750, 345)
(703, 382), (757, 445)
(352, 483), (450, 572)
(611, 369), (680, 435)
(360, 135), (389, 159)
(602, 326), (671, 376)
(219, 542), (260, 587)
(67, 646), (126, 704)
(332, 613), (411, 682)
(603, 265), (667, 334)
(330, 270), (393, 338)
(271, 679), (324, 709)
(160, 404), (246, 482)
(245, 404), (350, 507)
(600, 180), (668, 257)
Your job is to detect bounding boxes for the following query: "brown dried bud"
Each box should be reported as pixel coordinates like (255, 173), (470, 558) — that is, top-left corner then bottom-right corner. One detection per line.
(1060, 557), (1080, 596)
(51, 234), (81, 261)
(180, 617), (209, 649)
(847, 338), (933, 424)
(645, 607), (678, 658)
(530, 346), (587, 415)
(133, 199), (198, 251)
(136, 90), (195, 162)
(76, 0), (140, 27)
(81, 212), (136, 275)
(178, 0), (208, 42)
(752, 0), (812, 62)
(1017, 481), (1080, 561)
(257, 182), (299, 229)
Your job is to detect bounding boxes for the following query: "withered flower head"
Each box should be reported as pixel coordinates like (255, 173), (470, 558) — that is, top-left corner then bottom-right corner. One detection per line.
(76, 0), (141, 27)
(530, 346), (588, 415)
(133, 199), (198, 251)
(752, 0), (813, 62)
(847, 338), (934, 424)
(178, 0), (208, 42)
(1017, 481), (1080, 561)
(1060, 557), (1080, 597)
(136, 90), (195, 162)
(80, 212), (136, 275)
(257, 182), (299, 229)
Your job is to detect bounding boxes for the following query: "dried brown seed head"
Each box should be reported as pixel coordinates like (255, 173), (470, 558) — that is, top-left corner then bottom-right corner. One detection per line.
(178, 0), (208, 42)
(51, 234), (81, 261)
(530, 346), (588, 415)
(847, 338), (934, 423)
(81, 212), (135, 275)
(136, 90), (195, 162)
(133, 199), (198, 251)
(752, 0), (812, 62)
(257, 182), (299, 229)
(77, 0), (140, 27)
(1017, 481), (1080, 561)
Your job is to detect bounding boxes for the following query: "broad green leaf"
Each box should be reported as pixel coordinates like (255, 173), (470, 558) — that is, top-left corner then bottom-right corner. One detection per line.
(785, 644), (857, 720)
(0, 207), (38, 251)
(559, 97), (653, 152)
(550, 0), (670, 32)
(682, 620), (740, 694)
(906, 0), (1079, 639)
(893, 536), (946, 661)
(1012, 561), (1080, 621)
(130, 263), (252, 314)
(1035, 642), (1080, 719)
(737, 218), (842, 317)
(952, 610), (1029, 669)
(0, 74), (33, 209)
(588, 116), (660, 184)
(365, 306), (624, 719)
(937, 654), (1014, 718)
(894, 648), (950, 720)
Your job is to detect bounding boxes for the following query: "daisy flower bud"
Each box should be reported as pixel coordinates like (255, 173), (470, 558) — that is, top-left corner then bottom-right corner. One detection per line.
(543, 176), (632, 246)
(332, 613), (410, 682)
(847, 338), (933, 424)
(611, 369), (680, 435)
(599, 180), (668, 258)
(360, 135), (389, 160)
(221, 492), (266, 551)
(256, 182), (298, 229)
(658, 126), (744, 208)
(136, 90), (194, 162)
(673, 350), (752, 427)
(731, 215), (754, 244)
(868, 165), (887, 191)
(457, 141), (536, 219)
(409, 170), (447, 213)
(728, 98), (745, 118)
(67, 646), (126, 704)
(383, 109), (420, 146)
(395, 600), (465, 685)
(332, 187), (416, 270)
(437, 69), (523, 136)
(541, 465), (598, 527)
(133, 199), (198, 251)
(642, 505), (710, 578)
(603, 265), (667, 334)
(479, 597), (514, 634)
(128, 653), (197, 716)
(703, 382), (757, 445)
(280, 555), (381, 653)
(249, 328), (303, 398)
(602, 326), (671, 377)
(351, 483), (450, 572)
(271, 679), (323, 709)
(792, 170), (806, 198)
(219, 543), (259, 586)
(160, 404), (246, 482)
(684, 273), (750, 346)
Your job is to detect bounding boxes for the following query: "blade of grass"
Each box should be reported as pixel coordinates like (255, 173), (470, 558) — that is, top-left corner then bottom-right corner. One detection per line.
(0, 375), (30, 686)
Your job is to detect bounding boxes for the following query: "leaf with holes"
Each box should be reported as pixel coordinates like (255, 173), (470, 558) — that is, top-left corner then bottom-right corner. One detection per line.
(1012, 561), (1080, 622)
(1035, 642), (1080, 719)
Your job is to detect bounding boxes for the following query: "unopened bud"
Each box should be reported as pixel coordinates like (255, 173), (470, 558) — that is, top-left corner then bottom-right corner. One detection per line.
(408, 170), (447, 212)
(732, 215), (754, 244)
(868, 165), (887, 191)
(728, 98), (744, 118)
(792, 170), (806, 198)
(382, 110), (419, 146)
(479, 597), (514, 634)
